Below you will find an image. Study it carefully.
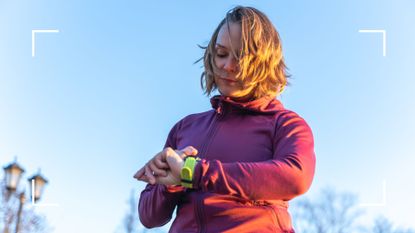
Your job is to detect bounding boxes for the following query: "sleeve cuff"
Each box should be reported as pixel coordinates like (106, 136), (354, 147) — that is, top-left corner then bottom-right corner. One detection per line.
(192, 159), (204, 190)
(164, 185), (185, 193)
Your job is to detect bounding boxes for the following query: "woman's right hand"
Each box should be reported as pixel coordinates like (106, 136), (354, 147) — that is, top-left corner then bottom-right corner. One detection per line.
(133, 146), (198, 185)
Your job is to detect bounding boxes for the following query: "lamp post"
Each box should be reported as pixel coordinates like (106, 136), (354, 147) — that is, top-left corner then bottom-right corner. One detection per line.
(3, 161), (25, 193)
(27, 173), (48, 203)
(2, 159), (48, 233)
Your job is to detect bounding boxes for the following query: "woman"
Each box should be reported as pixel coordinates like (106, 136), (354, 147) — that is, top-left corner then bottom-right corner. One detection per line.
(134, 6), (315, 233)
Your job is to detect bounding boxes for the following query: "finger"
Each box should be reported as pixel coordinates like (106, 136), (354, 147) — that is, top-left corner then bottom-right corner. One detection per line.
(177, 146), (198, 159)
(145, 166), (156, 185)
(137, 174), (149, 183)
(154, 154), (169, 169)
(133, 167), (145, 179)
(134, 170), (150, 182)
(149, 161), (168, 177)
(161, 147), (175, 162)
(182, 146), (198, 156)
(156, 150), (167, 162)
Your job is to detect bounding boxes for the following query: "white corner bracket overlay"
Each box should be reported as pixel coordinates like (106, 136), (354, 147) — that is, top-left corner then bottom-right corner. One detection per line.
(358, 29), (387, 57)
(358, 180), (387, 207)
(30, 179), (59, 207)
(31, 29), (60, 57)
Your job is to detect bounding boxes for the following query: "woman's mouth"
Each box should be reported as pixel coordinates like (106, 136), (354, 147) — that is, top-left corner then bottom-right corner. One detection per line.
(220, 77), (237, 84)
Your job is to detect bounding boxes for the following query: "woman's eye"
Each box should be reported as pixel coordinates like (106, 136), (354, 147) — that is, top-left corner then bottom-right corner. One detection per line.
(216, 53), (227, 58)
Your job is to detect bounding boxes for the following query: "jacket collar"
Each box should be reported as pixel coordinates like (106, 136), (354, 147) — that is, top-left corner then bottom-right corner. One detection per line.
(210, 95), (284, 115)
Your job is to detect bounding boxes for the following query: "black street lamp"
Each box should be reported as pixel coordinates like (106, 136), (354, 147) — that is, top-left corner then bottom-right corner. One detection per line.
(28, 172), (48, 202)
(3, 161), (25, 192)
(2, 159), (49, 233)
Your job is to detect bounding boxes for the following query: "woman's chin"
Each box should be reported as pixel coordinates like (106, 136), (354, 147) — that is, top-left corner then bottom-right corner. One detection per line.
(219, 90), (255, 102)
(218, 89), (237, 98)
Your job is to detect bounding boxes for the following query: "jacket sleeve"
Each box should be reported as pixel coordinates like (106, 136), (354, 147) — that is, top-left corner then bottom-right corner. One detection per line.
(138, 120), (186, 228)
(192, 111), (316, 201)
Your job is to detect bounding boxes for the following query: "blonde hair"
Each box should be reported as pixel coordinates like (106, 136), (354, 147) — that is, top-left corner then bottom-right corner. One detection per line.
(199, 6), (290, 99)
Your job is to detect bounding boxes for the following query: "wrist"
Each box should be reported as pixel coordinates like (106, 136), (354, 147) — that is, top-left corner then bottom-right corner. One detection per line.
(180, 156), (200, 188)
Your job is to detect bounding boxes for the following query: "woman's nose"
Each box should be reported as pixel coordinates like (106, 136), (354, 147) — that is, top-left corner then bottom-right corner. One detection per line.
(223, 57), (238, 73)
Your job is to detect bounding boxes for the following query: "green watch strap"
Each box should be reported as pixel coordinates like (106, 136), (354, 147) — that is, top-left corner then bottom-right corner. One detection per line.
(180, 156), (200, 188)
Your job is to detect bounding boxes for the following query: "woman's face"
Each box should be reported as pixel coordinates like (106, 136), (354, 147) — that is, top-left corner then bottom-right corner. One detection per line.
(214, 22), (253, 101)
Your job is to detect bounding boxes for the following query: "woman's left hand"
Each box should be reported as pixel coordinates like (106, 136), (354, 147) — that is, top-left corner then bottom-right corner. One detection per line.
(134, 146), (198, 186)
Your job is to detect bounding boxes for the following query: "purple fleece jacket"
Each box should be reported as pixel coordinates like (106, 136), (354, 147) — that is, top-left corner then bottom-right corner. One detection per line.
(138, 95), (316, 233)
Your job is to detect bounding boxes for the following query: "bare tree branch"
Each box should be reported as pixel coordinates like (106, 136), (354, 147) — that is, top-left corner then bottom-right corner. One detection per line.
(291, 187), (363, 233)
(0, 180), (49, 233)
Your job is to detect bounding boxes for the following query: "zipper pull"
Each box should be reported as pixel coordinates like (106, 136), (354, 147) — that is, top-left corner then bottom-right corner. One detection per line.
(216, 103), (223, 115)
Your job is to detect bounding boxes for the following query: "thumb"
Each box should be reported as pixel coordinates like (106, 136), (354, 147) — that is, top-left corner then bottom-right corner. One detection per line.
(178, 146), (198, 159)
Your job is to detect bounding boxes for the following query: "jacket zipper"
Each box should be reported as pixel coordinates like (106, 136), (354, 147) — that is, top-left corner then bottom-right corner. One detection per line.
(196, 193), (205, 233)
(198, 105), (223, 155)
(195, 109), (223, 233)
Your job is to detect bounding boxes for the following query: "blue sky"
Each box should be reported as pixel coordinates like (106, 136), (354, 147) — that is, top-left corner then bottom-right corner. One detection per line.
(1, 0), (414, 232)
